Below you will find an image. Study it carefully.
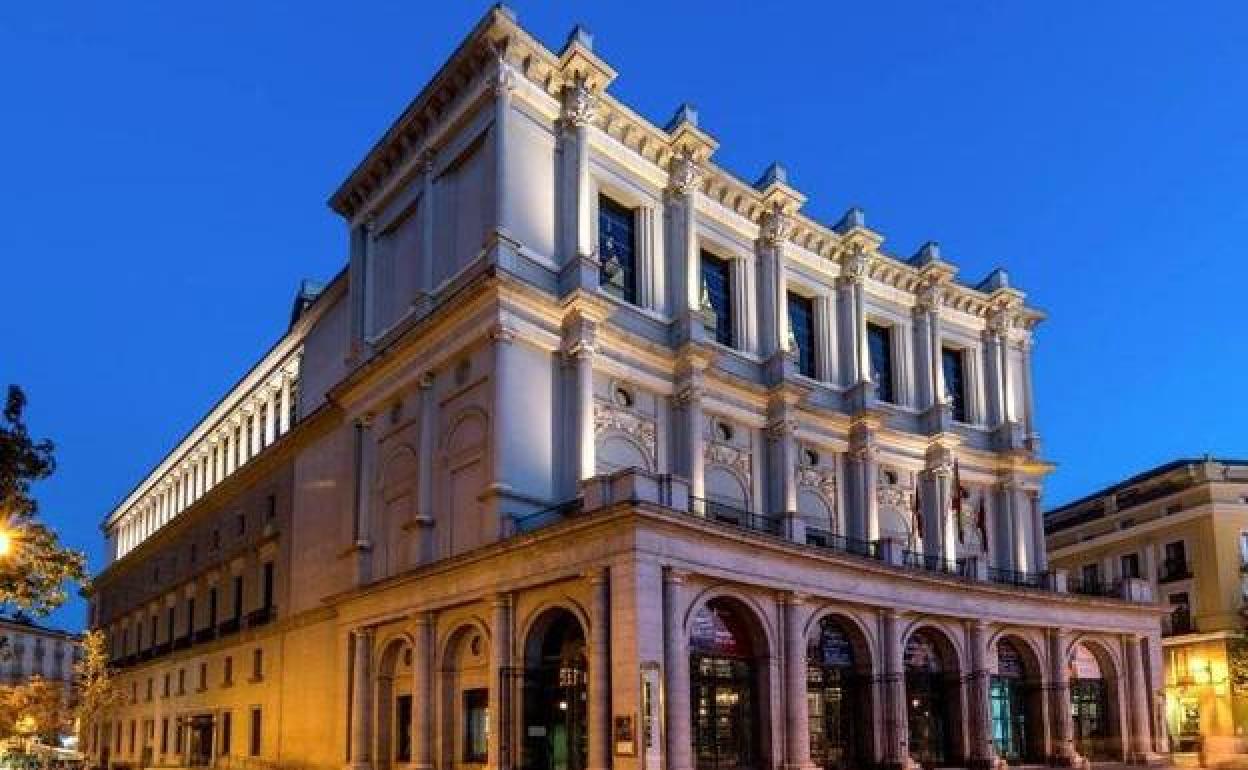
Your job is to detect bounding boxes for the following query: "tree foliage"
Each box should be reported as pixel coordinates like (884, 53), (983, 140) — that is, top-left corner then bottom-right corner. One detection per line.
(0, 676), (72, 743)
(73, 629), (122, 730)
(0, 385), (85, 616)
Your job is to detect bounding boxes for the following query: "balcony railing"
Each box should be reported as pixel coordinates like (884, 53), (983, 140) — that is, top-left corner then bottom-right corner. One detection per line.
(1159, 559), (1193, 583)
(218, 617), (242, 637)
(805, 528), (879, 560)
(1068, 577), (1121, 598)
(901, 550), (969, 577)
(688, 497), (784, 537)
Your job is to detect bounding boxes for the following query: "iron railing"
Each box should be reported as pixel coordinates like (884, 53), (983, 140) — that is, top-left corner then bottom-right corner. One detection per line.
(805, 527), (879, 559)
(1067, 577), (1121, 598)
(688, 497), (784, 536)
(986, 567), (1044, 589)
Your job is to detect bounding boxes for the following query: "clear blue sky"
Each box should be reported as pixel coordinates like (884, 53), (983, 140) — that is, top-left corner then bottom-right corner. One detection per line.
(3, 1), (1246, 630)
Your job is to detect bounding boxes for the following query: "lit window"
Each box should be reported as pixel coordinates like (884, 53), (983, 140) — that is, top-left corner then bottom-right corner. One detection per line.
(598, 196), (637, 304)
(787, 292), (816, 378)
(462, 689), (489, 763)
(867, 323), (894, 403)
(941, 347), (967, 422)
(700, 251), (734, 347)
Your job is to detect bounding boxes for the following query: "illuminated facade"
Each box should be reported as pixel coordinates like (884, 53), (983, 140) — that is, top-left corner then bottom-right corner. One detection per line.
(90, 8), (1167, 770)
(1047, 458), (1248, 766)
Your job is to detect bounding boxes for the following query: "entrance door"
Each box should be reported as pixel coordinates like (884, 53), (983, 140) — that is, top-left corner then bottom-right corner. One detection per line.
(905, 632), (954, 768)
(522, 611), (588, 770)
(1071, 679), (1110, 759)
(690, 600), (760, 770)
(186, 715), (214, 767)
(808, 618), (869, 770)
(991, 640), (1029, 762)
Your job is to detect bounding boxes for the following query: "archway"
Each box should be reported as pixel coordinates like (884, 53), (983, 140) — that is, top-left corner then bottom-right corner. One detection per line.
(521, 609), (589, 770)
(1069, 641), (1118, 760)
(439, 624), (491, 770)
(375, 635), (413, 770)
(905, 628), (963, 768)
(990, 636), (1044, 763)
(690, 597), (767, 770)
(808, 615), (873, 770)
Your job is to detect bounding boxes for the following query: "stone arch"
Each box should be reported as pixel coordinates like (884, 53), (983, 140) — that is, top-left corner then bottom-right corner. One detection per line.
(796, 487), (835, 529)
(375, 632), (414, 770)
(902, 623), (967, 767)
(517, 599), (593, 653)
(1065, 635), (1126, 761)
(988, 630), (1048, 763)
(596, 432), (653, 474)
(683, 586), (778, 657)
(704, 464), (751, 512)
(377, 445), (420, 576)
(439, 407), (490, 556)
(519, 606), (591, 770)
(438, 619), (493, 770)
(804, 608), (879, 768)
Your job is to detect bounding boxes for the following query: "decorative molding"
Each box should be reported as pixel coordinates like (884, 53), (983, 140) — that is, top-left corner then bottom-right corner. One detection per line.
(593, 401), (657, 466)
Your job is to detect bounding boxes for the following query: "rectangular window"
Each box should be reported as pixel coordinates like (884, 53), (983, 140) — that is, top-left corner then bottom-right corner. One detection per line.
(221, 711), (232, 756)
(162, 673), (170, 697)
(186, 598), (195, 636)
(598, 196), (637, 304)
(198, 662), (207, 691)
(236, 513), (246, 536)
(209, 587), (218, 627)
(396, 695), (413, 762)
(224, 656), (234, 686)
(252, 648), (263, 681)
(942, 347), (968, 422)
(145, 678), (152, 702)
(262, 563), (274, 611)
(167, 607), (175, 642)
(177, 668), (185, 695)
(787, 292), (816, 378)
(699, 251), (734, 347)
(463, 688), (489, 763)
(249, 708), (262, 757)
(1120, 553), (1141, 579)
(129, 720), (136, 755)
(867, 323), (894, 404)
(1081, 563), (1100, 587)
(160, 718), (168, 754)
(233, 576), (244, 620)
(175, 718), (183, 754)
(266, 494), (277, 522)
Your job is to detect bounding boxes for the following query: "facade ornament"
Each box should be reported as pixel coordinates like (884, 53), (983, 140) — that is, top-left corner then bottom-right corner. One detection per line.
(759, 204), (792, 248)
(672, 383), (700, 408)
(877, 483), (913, 509)
(562, 76), (598, 129)
(764, 417), (797, 441)
(839, 244), (870, 285)
(704, 441), (752, 480)
(797, 464), (838, 498)
(593, 401), (658, 466)
(697, 278), (718, 329)
(600, 234), (624, 287)
(916, 281), (946, 314)
(668, 150), (702, 196)
(490, 52), (516, 97)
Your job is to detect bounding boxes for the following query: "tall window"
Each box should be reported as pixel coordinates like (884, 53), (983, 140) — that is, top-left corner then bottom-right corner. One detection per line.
(262, 563), (274, 611)
(700, 251), (734, 347)
(867, 323), (895, 403)
(208, 587), (218, 628)
(252, 648), (263, 681)
(1120, 553), (1140, 580)
(232, 576), (244, 621)
(941, 347), (967, 422)
(396, 695), (413, 762)
(186, 598), (195, 636)
(787, 292), (816, 378)
(598, 196), (637, 304)
(463, 689), (489, 763)
(248, 708), (262, 757)
(221, 711), (232, 756)
(1080, 563), (1100, 587)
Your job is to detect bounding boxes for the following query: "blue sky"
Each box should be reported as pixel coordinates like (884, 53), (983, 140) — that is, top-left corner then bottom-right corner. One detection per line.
(3, 1), (1246, 630)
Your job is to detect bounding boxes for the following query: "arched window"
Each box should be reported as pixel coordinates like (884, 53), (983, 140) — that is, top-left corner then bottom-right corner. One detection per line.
(690, 600), (760, 770)
(808, 618), (870, 770)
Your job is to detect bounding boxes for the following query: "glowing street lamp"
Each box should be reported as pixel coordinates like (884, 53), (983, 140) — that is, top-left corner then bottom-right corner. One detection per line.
(0, 528), (12, 557)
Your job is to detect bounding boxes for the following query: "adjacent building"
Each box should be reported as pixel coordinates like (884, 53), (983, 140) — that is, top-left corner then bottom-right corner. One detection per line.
(88, 8), (1168, 770)
(0, 615), (81, 693)
(1047, 457), (1248, 766)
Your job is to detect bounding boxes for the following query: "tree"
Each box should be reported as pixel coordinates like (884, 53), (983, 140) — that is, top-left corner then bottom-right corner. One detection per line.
(0, 385), (85, 616)
(0, 676), (72, 745)
(73, 629), (122, 733)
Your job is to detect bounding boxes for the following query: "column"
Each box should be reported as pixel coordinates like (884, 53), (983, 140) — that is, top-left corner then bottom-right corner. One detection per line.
(410, 613), (434, 770)
(351, 416), (375, 585)
(1047, 628), (1080, 766)
(493, 59), (514, 238)
(967, 620), (998, 769)
(279, 375), (292, 434)
(348, 628), (373, 770)
(420, 151), (436, 295)
(846, 424), (879, 542)
(757, 208), (788, 358)
(564, 78), (596, 262)
(587, 569), (610, 770)
(1124, 635), (1156, 762)
(1030, 492), (1048, 573)
(769, 414), (800, 541)
(663, 568), (692, 770)
(264, 387), (277, 446)
(837, 276), (860, 385)
(489, 594), (513, 770)
(669, 153), (701, 317)
(783, 594), (812, 770)
(637, 206), (654, 310)
(1020, 339), (1038, 439)
(677, 381), (705, 501)
(912, 309), (932, 408)
(414, 373), (436, 564)
(492, 325), (515, 506)
(815, 293), (837, 383)
(572, 341), (596, 483)
(880, 609), (908, 770)
(238, 411), (251, 466)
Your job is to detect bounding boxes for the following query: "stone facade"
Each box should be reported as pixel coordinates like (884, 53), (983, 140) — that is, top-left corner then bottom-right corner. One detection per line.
(89, 7), (1167, 770)
(1048, 458), (1248, 767)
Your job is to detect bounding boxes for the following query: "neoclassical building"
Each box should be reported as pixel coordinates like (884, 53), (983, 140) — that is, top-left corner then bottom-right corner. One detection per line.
(88, 8), (1167, 770)
(1047, 458), (1248, 766)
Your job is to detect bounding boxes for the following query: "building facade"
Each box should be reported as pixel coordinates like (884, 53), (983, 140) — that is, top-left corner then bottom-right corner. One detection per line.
(89, 8), (1168, 770)
(1047, 458), (1248, 766)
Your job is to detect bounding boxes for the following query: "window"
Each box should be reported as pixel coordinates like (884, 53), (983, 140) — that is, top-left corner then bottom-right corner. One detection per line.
(700, 251), (734, 347)
(1163, 541), (1189, 581)
(198, 662), (207, 691)
(249, 708), (262, 757)
(236, 513), (246, 536)
(462, 688), (489, 763)
(252, 648), (263, 681)
(160, 718), (168, 754)
(167, 607), (175, 642)
(174, 717), (184, 753)
(262, 563), (274, 611)
(211, 528), (221, 550)
(129, 720), (136, 754)
(867, 323), (894, 404)
(597, 196), (637, 303)
(186, 598), (196, 636)
(1120, 553), (1141, 580)
(224, 655), (234, 686)
(208, 587), (218, 627)
(1080, 563), (1100, 587)
(265, 494), (277, 522)
(942, 347), (968, 422)
(396, 695), (413, 762)
(162, 673), (170, 698)
(177, 668), (185, 695)
(233, 576), (244, 621)
(787, 292), (816, 378)
(221, 711), (232, 756)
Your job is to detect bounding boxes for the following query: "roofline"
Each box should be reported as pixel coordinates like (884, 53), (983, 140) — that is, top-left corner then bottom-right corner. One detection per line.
(1045, 455), (1248, 520)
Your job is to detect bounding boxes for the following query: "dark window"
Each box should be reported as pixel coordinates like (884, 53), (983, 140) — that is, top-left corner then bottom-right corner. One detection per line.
(162, 673), (170, 697)
(198, 662), (207, 690)
(190, 543), (197, 565)
(177, 668), (185, 695)
(266, 495), (277, 522)
(236, 513), (246, 536)
(463, 688), (489, 763)
(262, 563), (275, 611)
(867, 323), (894, 403)
(208, 587), (218, 627)
(252, 648), (263, 681)
(597, 196), (637, 303)
(700, 251), (734, 347)
(942, 347), (968, 422)
(174, 717), (183, 753)
(787, 292), (816, 377)
(224, 656), (233, 685)
(151, 616), (157, 645)
(145, 678), (152, 702)
(233, 576), (244, 620)
(1081, 563), (1100, 587)
(129, 720), (136, 754)
(221, 711), (232, 756)
(186, 598), (195, 636)
(396, 695), (413, 762)
(167, 608), (175, 642)
(1120, 553), (1141, 579)
(249, 708), (262, 757)
(211, 529), (221, 550)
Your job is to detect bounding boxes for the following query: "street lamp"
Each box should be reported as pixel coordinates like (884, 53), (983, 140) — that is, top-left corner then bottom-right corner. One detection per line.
(0, 529), (12, 557)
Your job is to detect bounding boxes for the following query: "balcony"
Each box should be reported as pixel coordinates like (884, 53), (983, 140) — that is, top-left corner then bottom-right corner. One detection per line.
(689, 498), (784, 537)
(218, 617), (242, 637)
(1068, 577), (1122, 598)
(193, 627), (217, 644)
(804, 528), (878, 559)
(1159, 558), (1193, 583)
(247, 605), (276, 629)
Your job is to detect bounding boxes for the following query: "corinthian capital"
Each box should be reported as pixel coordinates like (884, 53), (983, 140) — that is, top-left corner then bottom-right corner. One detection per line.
(916, 281), (946, 313)
(839, 244), (871, 285)
(562, 76), (598, 129)
(668, 150), (702, 197)
(759, 204), (791, 248)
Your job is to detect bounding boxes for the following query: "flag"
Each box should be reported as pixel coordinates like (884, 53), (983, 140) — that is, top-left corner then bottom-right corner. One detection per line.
(953, 459), (964, 544)
(976, 495), (989, 552)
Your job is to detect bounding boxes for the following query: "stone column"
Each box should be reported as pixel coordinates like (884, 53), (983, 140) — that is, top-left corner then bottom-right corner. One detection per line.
(815, 293), (837, 383)
(279, 375), (292, 434)
(351, 416), (375, 584)
(967, 621), (998, 769)
(587, 569), (611, 770)
(489, 595), (513, 770)
(491, 324), (516, 516)
(564, 77), (597, 262)
(982, 328), (1005, 426)
(414, 373), (436, 565)
(348, 628), (373, 770)
(783, 594), (812, 770)
(846, 422), (880, 542)
(265, 388), (278, 446)
(492, 57), (514, 239)
(837, 275), (860, 386)
(757, 206), (792, 360)
(1124, 635), (1157, 763)
(1047, 628), (1080, 766)
(769, 412), (801, 542)
(1030, 492), (1048, 573)
(676, 379), (705, 501)
(419, 152), (436, 296)
(663, 568), (692, 770)
(880, 608), (909, 770)
(1020, 339), (1038, 441)
(572, 341), (596, 483)
(411, 613), (434, 770)
(670, 153), (701, 320)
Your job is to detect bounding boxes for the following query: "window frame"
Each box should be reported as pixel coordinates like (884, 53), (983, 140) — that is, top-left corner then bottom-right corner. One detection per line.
(786, 290), (817, 378)
(866, 321), (896, 404)
(596, 194), (639, 305)
(699, 249), (735, 348)
(941, 345), (969, 423)
(462, 688), (489, 764)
